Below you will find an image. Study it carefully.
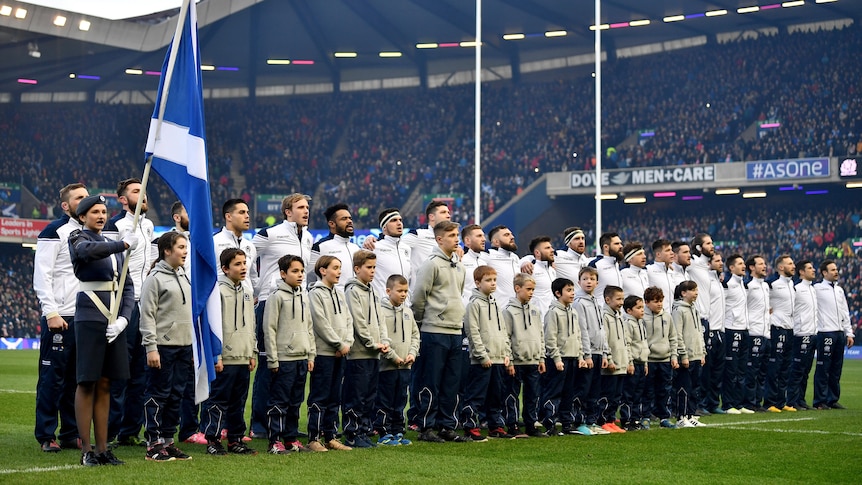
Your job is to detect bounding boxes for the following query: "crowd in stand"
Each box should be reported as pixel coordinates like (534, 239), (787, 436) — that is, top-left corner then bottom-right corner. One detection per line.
(0, 249), (42, 339)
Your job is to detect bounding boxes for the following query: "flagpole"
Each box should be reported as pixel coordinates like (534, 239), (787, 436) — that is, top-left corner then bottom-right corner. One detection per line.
(108, 0), (192, 323)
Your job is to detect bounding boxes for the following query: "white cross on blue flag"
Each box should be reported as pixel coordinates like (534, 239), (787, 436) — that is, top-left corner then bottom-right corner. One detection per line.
(144, 0), (221, 404)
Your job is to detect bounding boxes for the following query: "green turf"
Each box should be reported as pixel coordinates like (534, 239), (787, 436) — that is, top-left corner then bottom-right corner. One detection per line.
(1, 350), (859, 484)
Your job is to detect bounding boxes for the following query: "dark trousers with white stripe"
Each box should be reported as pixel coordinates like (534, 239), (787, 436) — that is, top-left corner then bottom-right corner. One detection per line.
(765, 326), (794, 408)
(199, 364), (251, 442)
(144, 345), (192, 445)
(249, 302), (270, 436)
(620, 362), (647, 425)
(414, 332), (463, 431)
(109, 304), (146, 441)
(813, 331), (846, 408)
(307, 355), (344, 442)
(674, 360), (702, 418)
(786, 335), (815, 408)
(504, 364), (541, 431)
(460, 363), (506, 431)
(700, 324), (725, 411)
(576, 354), (603, 425)
(744, 335), (770, 409)
(722, 329), (749, 410)
(342, 358), (379, 438)
(540, 357), (579, 429)
(34, 316), (78, 444)
(599, 373), (625, 425)
(178, 362), (200, 441)
(644, 361), (673, 420)
(374, 368), (410, 436)
(267, 360), (308, 443)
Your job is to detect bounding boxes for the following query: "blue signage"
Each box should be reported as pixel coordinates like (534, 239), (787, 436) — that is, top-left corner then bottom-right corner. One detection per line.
(746, 158), (830, 180)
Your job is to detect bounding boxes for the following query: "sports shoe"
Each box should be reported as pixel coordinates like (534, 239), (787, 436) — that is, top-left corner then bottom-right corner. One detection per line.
(326, 438), (352, 450)
(754, 406), (768, 413)
(677, 417), (696, 428)
(589, 424), (611, 435)
(814, 404), (830, 410)
(545, 426), (564, 436)
(508, 426), (530, 439)
(525, 428), (548, 438)
(601, 423), (618, 434)
(60, 438), (82, 450)
(146, 444), (176, 462)
(183, 432), (208, 445)
(464, 428), (488, 442)
(41, 440), (61, 453)
(344, 434), (374, 448)
(694, 408), (711, 417)
(97, 450), (125, 465)
(795, 402), (811, 411)
(390, 433), (408, 445)
(608, 423), (626, 433)
(766, 406), (782, 413)
(408, 424), (420, 432)
(206, 440), (227, 456)
(488, 427), (515, 439)
(640, 419), (651, 430)
(248, 431), (267, 440)
(725, 408), (742, 415)
(688, 416), (708, 427)
(81, 450), (100, 466)
(830, 403), (846, 410)
(739, 407), (755, 414)
(438, 429), (467, 442)
(228, 441), (258, 455)
(269, 441), (290, 454)
(377, 434), (401, 446)
(286, 440), (312, 452)
(659, 419), (676, 429)
(307, 440), (328, 452)
(573, 424), (593, 436)
(164, 443), (191, 460)
(220, 429), (228, 440)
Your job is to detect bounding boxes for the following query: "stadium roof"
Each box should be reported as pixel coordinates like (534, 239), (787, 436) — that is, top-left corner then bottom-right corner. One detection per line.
(1, 0), (859, 94)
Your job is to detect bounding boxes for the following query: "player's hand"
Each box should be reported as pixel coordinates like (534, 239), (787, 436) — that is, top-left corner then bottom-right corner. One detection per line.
(585, 358), (594, 369)
(507, 365), (516, 376)
(671, 359), (679, 370)
(147, 350), (161, 369)
(362, 236), (378, 250)
(405, 354), (415, 365)
(214, 360), (224, 373)
(607, 362), (616, 372)
(47, 315), (68, 331)
(482, 358), (492, 369)
(601, 357), (608, 369)
(644, 363), (649, 376)
(848, 337), (855, 348)
(520, 261), (534, 274)
(379, 343), (390, 354)
(556, 361), (564, 371)
(308, 360), (314, 372)
(249, 358), (256, 371)
(578, 358), (588, 369)
(701, 357), (706, 365)
(538, 361), (546, 374)
(626, 364), (634, 375)
(681, 358), (689, 368)
(503, 356), (510, 367)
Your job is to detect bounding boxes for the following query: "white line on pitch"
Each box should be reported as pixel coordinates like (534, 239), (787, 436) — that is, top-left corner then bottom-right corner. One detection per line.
(708, 417), (814, 426)
(0, 389), (36, 394)
(0, 465), (79, 475)
(718, 426), (862, 437)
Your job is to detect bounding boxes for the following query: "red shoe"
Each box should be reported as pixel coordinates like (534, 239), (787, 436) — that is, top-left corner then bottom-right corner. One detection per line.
(183, 432), (208, 445)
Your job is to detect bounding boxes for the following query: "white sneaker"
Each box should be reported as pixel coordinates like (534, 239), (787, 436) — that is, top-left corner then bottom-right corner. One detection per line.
(739, 408), (755, 414)
(676, 417), (695, 428)
(725, 408), (742, 415)
(589, 424), (611, 435)
(689, 416), (708, 427)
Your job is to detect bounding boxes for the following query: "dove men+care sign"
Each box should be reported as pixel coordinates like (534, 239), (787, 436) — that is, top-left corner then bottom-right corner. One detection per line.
(570, 165), (715, 188)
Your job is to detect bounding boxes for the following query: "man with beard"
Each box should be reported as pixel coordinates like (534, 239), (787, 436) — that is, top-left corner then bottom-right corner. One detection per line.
(744, 255), (770, 412)
(786, 260), (817, 410)
(588, 232), (623, 307)
(620, 242), (649, 299)
(460, 224), (487, 308)
(214, 199), (259, 296)
(701, 252), (726, 415)
(248, 194), (313, 439)
(485, 225), (521, 303)
(555, 227), (589, 283)
(33, 183), (89, 452)
(527, 236), (556, 319)
(372, 208), (412, 300)
(310, 203), (360, 289)
(647, 239), (677, 312)
(764, 255), (797, 413)
(721, 254), (752, 414)
(103, 178), (155, 447)
(686, 234), (722, 416)
(812, 260), (854, 410)
(670, 241), (691, 287)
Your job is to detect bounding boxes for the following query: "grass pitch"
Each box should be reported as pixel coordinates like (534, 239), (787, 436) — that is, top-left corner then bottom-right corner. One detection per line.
(0, 350), (859, 484)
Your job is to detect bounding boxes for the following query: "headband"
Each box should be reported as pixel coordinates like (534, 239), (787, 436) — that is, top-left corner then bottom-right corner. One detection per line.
(379, 211), (402, 230)
(624, 247), (645, 262)
(564, 229), (584, 246)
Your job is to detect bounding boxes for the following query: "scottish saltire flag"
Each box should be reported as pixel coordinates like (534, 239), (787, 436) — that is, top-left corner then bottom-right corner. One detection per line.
(144, 1), (221, 404)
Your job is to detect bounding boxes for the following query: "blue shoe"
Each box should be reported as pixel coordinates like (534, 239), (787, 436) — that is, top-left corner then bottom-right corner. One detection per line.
(362, 435), (377, 448)
(660, 419), (677, 429)
(574, 424), (593, 436)
(344, 435), (373, 449)
(395, 433), (412, 446)
(710, 407), (727, 415)
(377, 434), (400, 446)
